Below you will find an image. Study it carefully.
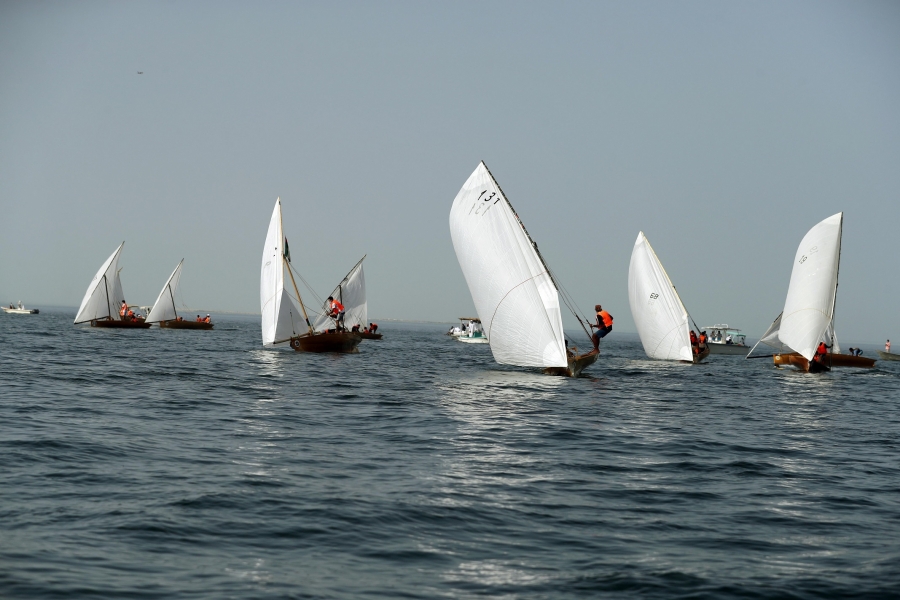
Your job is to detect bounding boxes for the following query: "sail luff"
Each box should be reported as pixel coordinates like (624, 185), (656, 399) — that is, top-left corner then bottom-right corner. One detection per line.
(147, 260), (184, 323)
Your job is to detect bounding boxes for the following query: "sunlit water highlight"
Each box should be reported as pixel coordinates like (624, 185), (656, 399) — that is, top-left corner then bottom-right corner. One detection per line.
(2, 310), (899, 598)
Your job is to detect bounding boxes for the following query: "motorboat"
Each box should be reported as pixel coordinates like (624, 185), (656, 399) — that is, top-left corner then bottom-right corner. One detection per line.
(2, 301), (39, 314)
(702, 325), (750, 355)
(449, 317), (489, 344)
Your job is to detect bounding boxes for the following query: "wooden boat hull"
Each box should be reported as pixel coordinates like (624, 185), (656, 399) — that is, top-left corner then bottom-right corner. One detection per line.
(707, 342), (749, 355)
(877, 350), (900, 361)
(290, 332), (362, 353)
(685, 346), (711, 364)
(774, 352), (876, 371)
(543, 349), (599, 377)
(91, 318), (151, 329)
(358, 332), (382, 340)
(159, 320), (214, 330)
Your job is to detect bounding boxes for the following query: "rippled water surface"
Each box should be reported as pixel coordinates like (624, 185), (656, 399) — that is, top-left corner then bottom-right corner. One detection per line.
(2, 310), (900, 599)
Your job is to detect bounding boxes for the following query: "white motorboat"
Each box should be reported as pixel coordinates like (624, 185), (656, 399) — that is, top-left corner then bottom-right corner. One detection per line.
(702, 325), (750, 355)
(1, 301), (39, 314)
(448, 317), (489, 344)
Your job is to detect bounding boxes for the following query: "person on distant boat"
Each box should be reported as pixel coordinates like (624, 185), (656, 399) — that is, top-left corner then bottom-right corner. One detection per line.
(689, 330), (699, 355)
(351, 324), (360, 332)
(204, 314), (211, 323)
(886, 340), (891, 352)
(725, 334), (733, 345)
(127, 308), (135, 320)
(812, 341), (831, 365)
(196, 315), (202, 322)
(590, 305), (613, 350)
(699, 331), (708, 351)
(327, 297), (345, 330)
(120, 301), (128, 318)
(370, 323), (378, 333)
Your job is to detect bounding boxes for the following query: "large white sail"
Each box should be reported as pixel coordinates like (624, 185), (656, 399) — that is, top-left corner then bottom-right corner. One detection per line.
(313, 256), (367, 333)
(779, 213), (842, 361)
(449, 162), (567, 368)
(627, 232), (693, 361)
(74, 242), (125, 324)
(260, 198), (305, 346)
(146, 260), (184, 323)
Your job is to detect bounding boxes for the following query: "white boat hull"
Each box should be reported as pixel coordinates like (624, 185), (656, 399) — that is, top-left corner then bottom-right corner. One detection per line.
(457, 336), (489, 344)
(1, 307), (39, 314)
(707, 342), (750, 355)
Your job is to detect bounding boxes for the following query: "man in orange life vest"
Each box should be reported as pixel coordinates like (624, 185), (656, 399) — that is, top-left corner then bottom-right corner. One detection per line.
(689, 330), (699, 355)
(698, 330), (708, 351)
(327, 296), (345, 330)
(120, 300), (128, 318)
(812, 341), (831, 364)
(590, 305), (613, 351)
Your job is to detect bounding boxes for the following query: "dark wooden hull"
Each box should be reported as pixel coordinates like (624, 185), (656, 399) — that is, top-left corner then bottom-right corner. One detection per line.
(358, 332), (382, 340)
(544, 349), (599, 377)
(692, 346), (711, 364)
(774, 352), (876, 371)
(290, 332), (362, 353)
(159, 320), (214, 330)
(91, 318), (151, 329)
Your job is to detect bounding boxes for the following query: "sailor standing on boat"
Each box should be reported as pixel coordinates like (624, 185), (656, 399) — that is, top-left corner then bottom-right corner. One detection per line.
(590, 305), (613, 350)
(327, 296), (345, 330)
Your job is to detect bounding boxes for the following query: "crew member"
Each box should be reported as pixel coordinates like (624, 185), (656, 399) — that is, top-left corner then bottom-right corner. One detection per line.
(886, 340), (892, 352)
(589, 305), (613, 350)
(351, 324), (360, 332)
(690, 330), (699, 355)
(204, 314), (211, 323)
(120, 301), (128, 318)
(699, 330), (708, 350)
(196, 315), (202, 322)
(327, 297), (345, 329)
(812, 341), (831, 364)
(369, 322), (378, 334)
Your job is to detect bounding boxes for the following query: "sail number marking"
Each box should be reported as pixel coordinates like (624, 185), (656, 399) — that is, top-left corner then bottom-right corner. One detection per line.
(469, 190), (498, 216)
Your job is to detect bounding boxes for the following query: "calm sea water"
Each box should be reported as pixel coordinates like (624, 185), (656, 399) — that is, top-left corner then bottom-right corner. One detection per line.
(2, 310), (899, 599)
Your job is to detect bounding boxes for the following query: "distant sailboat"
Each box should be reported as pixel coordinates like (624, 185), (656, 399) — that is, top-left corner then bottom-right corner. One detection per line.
(74, 242), (150, 328)
(449, 161), (598, 377)
(260, 198), (362, 353)
(146, 260), (213, 329)
(628, 232), (708, 363)
(311, 256), (380, 339)
(747, 212), (874, 371)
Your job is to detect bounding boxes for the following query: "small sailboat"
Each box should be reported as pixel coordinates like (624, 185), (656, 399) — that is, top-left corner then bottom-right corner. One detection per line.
(74, 242), (150, 328)
(146, 260), (213, 329)
(449, 162), (598, 377)
(311, 256), (381, 340)
(747, 212), (875, 372)
(260, 198), (362, 353)
(628, 232), (709, 363)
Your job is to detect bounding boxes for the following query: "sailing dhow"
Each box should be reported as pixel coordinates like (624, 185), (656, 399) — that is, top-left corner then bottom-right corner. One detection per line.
(628, 232), (709, 363)
(260, 198), (361, 353)
(747, 212), (874, 372)
(449, 161), (598, 377)
(74, 242), (150, 328)
(146, 260), (213, 329)
(311, 256), (380, 339)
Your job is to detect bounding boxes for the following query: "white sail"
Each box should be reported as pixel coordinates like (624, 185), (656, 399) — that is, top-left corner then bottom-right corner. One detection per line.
(449, 162), (567, 368)
(260, 198), (305, 346)
(146, 260), (184, 323)
(627, 232), (693, 361)
(747, 312), (789, 357)
(312, 256), (367, 333)
(779, 213), (843, 361)
(74, 242), (124, 324)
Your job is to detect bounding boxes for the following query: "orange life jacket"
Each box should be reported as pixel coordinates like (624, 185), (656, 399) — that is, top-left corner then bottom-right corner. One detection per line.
(598, 310), (613, 328)
(120, 304), (127, 317)
(204, 316), (211, 323)
(331, 300), (345, 313)
(690, 332), (698, 344)
(699, 333), (707, 344)
(816, 342), (827, 356)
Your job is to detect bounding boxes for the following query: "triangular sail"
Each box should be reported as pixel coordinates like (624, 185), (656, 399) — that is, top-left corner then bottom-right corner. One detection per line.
(313, 256), (367, 333)
(74, 242), (124, 324)
(627, 232), (693, 361)
(747, 312), (787, 357)
(449, 161), (567, 368)
(260, 198), (305, 346)
(779, 213), (842, 361)
(147, 260), (184, 323)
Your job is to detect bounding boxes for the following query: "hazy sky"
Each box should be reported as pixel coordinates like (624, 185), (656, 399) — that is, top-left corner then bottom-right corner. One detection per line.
(2, 1), (898, 342)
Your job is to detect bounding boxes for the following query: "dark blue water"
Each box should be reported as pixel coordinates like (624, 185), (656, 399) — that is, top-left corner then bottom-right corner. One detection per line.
(2, 310), (899, 599)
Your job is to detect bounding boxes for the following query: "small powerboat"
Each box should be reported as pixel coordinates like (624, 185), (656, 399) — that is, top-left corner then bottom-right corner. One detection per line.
(702, 325), (750, 355)
(449, 317), (488, 344)
(2, 301), (39, 314)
